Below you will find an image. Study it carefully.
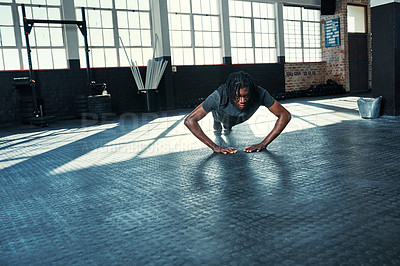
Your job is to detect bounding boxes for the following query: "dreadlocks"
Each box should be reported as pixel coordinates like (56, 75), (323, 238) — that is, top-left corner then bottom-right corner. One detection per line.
(225, 71), (256, 105)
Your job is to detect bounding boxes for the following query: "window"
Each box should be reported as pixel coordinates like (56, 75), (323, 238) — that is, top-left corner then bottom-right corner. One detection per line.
(115, 0), (152, 67)
(347, 5), (366, 33)
(17, 0), (67, 70)
(75, 0), (152, 68)
(283, 6), (321, 62)
(0, 3), (20, 70)
(229, 0), (276, 64)
(0, 0), (66, 70)
(167, 0), (222, 66)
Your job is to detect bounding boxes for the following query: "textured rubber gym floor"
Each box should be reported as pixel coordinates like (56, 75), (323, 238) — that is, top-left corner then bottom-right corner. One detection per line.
(1, 95), (400, 265)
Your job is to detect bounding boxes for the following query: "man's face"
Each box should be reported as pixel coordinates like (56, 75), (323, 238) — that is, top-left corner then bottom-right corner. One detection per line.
(234, 87), (249, 110)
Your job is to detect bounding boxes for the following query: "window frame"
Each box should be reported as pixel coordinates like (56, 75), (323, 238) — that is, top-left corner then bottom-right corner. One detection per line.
(0, 3), (21, 70)
(19, 2), (68, 70)
(229, 0), (277, 65)
(167, 0), (223, 66)
(75, 0), (153, 68)
(283, 5), (322, 63)
(0, 0), (68, 71)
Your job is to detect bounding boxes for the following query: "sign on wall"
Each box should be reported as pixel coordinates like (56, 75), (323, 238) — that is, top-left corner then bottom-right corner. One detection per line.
(325, 18), (340, 47)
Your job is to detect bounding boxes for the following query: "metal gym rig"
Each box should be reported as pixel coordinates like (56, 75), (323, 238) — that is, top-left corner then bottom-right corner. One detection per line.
(14, 4), (106, 126)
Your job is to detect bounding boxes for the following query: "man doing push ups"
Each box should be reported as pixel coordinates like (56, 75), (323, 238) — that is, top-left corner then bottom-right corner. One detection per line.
(184, 71), (291, 154)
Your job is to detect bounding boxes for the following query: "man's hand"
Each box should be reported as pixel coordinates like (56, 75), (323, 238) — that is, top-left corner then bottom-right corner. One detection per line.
(213, 145), (238, 154)
(243, 101), (291, 152)
(244, 143), (267, 153)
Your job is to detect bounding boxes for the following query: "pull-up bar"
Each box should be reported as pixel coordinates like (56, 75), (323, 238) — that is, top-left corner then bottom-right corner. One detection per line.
(22, 4), (92, 87)
(24, 18), (86, 34)
(21, 4), (92, 117)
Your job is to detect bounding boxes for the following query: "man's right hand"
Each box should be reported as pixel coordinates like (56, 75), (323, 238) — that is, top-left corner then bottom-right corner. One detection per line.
(212, 145), (238, 154)
(185, 104), (238, 154)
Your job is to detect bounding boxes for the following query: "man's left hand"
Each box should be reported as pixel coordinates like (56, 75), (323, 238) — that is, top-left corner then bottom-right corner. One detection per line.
(244, 143), (267, 153)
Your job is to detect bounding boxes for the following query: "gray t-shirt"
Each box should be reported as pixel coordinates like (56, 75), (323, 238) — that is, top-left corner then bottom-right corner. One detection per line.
(202, 85), (275, 127)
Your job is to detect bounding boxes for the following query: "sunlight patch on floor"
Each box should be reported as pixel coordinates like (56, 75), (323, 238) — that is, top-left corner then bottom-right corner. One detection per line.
(308, 97), (360, 111)
(49, 115), (197, 174)
(247, 97), (361, 137)
(44, 96), (364, 173)
(0, 123), (118, 171)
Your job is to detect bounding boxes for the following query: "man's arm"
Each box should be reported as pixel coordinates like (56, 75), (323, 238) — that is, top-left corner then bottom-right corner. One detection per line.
(244, 101), (291, 152)
(184, 104), (237, 154)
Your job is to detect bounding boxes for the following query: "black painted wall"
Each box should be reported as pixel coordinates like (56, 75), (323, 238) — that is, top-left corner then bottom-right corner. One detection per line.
(371, 2), (400, 116)
(172, 62), (285, 107)
(0, 58), (284, 124)
(0, 60), (147, 124)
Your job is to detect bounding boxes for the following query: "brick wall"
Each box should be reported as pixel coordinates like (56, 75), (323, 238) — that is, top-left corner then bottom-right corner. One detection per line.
(320, 0), (371, 92)
(284, 62), (326, 91)
(284, 0), (372, 93)
(321, 0), (348, 91)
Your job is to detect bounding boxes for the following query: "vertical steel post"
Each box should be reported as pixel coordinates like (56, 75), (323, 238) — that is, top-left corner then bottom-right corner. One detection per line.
(81, 7), (92, 94)
(21, 4), (39, 117)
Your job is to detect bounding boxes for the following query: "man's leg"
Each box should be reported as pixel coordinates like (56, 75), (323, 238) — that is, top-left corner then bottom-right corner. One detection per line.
(212, 111), (222, 132)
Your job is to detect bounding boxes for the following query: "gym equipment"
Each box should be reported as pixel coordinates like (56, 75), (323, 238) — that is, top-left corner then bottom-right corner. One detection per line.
(73, 95), (89, 118)
(20, 4), (107, 126)
(12, 77), (30, 89)
(120, 34), (167, 112)
(19, 97), (35, 124)
(120, 35), (168, 92)
(87, 94), (112, 118)
(274, 80), (346, 101)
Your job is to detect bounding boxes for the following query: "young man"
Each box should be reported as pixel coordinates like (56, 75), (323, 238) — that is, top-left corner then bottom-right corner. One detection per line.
(184, 71), (291, 154)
